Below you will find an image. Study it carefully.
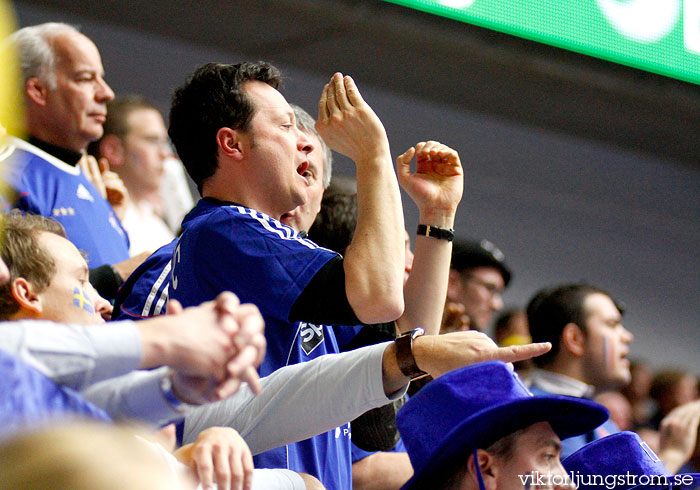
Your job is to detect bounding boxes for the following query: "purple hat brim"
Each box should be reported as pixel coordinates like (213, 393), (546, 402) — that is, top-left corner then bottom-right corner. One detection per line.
(401, 394), (608, 490)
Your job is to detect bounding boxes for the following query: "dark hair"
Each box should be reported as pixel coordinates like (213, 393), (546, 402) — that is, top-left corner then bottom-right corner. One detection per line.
(0, 211), (66, 320)
(88, 95), (158, 157)
(168, 61), (282, 193)
(308, 175), (358, 254)
(526, 283), (623, 367)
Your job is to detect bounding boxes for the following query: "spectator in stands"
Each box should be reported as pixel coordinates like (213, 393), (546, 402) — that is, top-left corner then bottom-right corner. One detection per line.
(493, 308), (530, 346)
(166, 61), (460, 488)
(0, 210), (265, 410)
(443, 238), (511, 333)
(0, 210), (551, 489)
(89, 95), (175, 255)
(306, 176), (433, 489)
(649, 368), (699, 430)
(278, 104), (332, 233)
(563, 430), (700, 490)
(111, 103), (330, 320)
(526, 283), (698, 472)
(0, 210), (324, 489)
(2, 22), (145, 300)
(396, 361), (607, 490)
(526, 284), (633, 455)
(595, 390), (634, 431)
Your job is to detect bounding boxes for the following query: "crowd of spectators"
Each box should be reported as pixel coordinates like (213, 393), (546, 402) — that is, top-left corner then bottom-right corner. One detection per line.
(0, 16), (698, 490)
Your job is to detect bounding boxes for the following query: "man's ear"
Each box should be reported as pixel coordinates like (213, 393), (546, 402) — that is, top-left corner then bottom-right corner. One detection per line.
(467, 449), (500, 490)
(97, 134), (125, 168)
(562, 322), (586, 357)
(10, 277), (43, 315)
(447, 269), (463, 302)
(25, 77), (49, 107)
(216, 127), (245, 161)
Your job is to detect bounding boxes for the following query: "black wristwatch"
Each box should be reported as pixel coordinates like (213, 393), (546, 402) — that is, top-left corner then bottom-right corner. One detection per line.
(416, 224), (455, 242)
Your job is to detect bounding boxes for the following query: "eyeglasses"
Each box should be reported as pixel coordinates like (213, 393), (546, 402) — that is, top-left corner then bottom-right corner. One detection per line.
(135, 134), (172, 150)
(465, 275), (504, 299)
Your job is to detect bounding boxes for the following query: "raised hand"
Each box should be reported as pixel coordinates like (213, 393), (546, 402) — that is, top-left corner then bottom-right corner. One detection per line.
(396, 141), (463, 224)
(657, 399), (700, 473)
(316, 73), (390, 165)
(79, 154), (129, 220)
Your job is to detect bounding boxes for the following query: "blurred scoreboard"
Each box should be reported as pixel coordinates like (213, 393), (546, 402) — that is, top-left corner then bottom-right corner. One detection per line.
(384, 0), (700, 85)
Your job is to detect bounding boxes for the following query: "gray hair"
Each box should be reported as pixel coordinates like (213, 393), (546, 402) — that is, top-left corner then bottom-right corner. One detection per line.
(291, 103), (332, 189)
(9, 22), (80, 89)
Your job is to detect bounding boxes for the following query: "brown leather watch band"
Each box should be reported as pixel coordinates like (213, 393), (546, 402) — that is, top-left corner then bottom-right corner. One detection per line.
(395, 328), (428, 380)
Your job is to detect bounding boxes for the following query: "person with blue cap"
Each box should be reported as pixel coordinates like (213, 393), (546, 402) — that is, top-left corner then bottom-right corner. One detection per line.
(563, 431), (700, 490)
(396, 361), (609, 490)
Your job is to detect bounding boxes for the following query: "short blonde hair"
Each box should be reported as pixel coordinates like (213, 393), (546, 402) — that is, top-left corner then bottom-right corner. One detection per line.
(0, 210), (66, 319)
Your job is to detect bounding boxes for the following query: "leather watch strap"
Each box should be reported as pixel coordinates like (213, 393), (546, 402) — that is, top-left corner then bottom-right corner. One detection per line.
(395, 327), (428, 380)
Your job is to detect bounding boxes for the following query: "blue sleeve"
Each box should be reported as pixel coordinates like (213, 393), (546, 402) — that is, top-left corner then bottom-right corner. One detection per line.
(113, 241), (176, 320)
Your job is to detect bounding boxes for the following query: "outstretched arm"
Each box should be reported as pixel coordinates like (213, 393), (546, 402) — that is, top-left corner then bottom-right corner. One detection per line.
(316, 73), (404, 324)
(183, 334), (549, 452)
(382, 331), (551, 395)
(396, 141), (463, 335)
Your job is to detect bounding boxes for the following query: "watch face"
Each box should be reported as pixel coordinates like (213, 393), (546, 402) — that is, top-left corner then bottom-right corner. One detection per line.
(411, 327), (425, 340)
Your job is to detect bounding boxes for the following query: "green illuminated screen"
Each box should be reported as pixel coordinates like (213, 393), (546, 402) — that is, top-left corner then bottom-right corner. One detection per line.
(384, 0), (700, 85)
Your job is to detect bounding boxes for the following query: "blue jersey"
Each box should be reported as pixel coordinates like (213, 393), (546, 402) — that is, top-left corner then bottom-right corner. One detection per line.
(0, 137), (130, 267)
(112, 198), (230, 321)
(112, 239), (176, 320)
(170, 199), (353, 490)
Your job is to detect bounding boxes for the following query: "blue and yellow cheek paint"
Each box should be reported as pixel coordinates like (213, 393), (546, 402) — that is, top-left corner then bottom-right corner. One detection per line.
(73, 286), (95, 314)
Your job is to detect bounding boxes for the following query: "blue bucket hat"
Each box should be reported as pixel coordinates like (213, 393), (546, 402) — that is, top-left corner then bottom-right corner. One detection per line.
(397, 361), (608, 490)
(563, 431), (700, 490)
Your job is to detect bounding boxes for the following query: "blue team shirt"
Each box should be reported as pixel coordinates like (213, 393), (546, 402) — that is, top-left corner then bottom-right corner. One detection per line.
(112, 198), (216, 320)
(170, 199), (353, 490)
(0, 137), (130, 266)
(112, 239), (177, 320)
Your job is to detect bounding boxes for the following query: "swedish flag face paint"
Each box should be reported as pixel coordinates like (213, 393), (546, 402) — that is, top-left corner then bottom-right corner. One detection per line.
(33, 231), (109, 324)
(73, 286), (95, 314)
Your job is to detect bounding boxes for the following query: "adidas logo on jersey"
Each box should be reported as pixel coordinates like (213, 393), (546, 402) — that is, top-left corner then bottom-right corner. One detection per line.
(76, 184), (94, 202)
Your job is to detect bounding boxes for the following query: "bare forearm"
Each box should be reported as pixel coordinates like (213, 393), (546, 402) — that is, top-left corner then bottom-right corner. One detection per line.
(398, 210), (455, 335)
(344, 156), (405, 324)
(352, 452), (412, 490)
